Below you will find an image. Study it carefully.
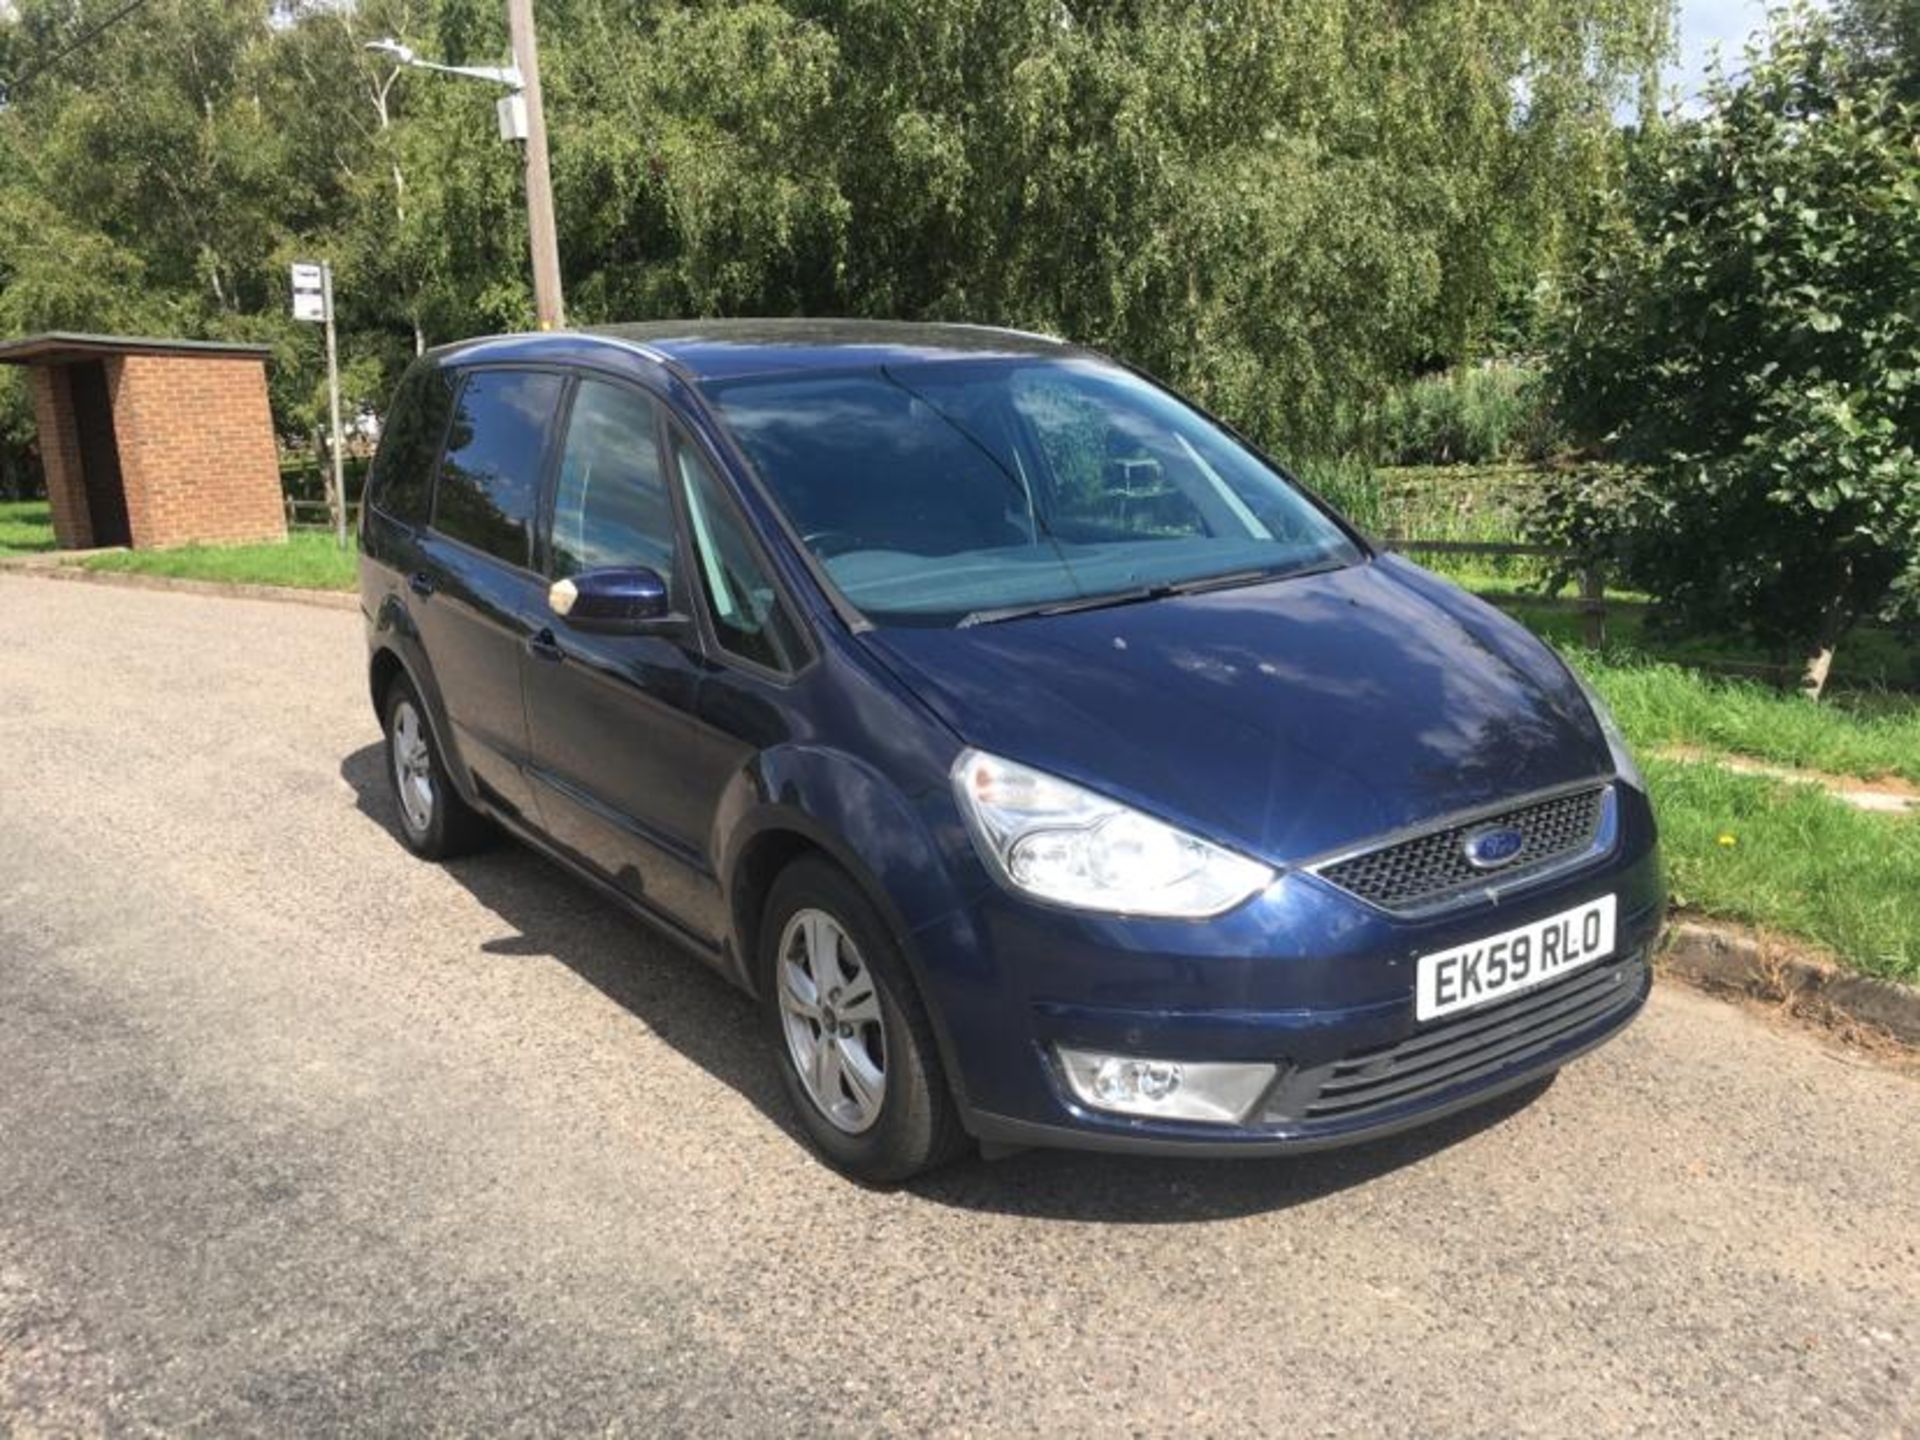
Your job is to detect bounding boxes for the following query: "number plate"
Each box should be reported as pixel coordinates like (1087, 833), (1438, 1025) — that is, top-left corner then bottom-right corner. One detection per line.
(1415, 894), (1617, 1022)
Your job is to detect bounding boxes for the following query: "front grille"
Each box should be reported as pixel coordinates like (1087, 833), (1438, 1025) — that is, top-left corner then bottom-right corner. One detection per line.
(1262, 953), (1645, 1129)
(1317, 786), (1608, 914)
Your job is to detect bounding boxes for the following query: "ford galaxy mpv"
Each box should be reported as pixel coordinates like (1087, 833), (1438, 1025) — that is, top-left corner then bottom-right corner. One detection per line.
(359, 320), (1663, 1182)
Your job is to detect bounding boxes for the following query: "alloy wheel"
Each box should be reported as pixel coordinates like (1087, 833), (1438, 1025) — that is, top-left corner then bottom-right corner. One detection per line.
(391, 699), (435, 836)
(777, 908), (887, 1134)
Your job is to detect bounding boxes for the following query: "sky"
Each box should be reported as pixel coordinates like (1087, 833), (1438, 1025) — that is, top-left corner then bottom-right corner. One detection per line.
(1668, 0), (1776, 102)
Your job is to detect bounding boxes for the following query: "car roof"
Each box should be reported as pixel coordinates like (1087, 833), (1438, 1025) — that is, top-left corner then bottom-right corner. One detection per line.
(594, 319), (1076, 382)
(428, 318), (1079, 386)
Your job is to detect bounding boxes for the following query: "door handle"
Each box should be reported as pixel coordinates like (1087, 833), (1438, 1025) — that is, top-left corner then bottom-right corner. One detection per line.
(526, 627), (566, 664)
(408, 571), (437, 598)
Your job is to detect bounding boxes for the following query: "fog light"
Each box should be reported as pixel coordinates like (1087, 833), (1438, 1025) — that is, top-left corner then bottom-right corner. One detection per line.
(1058, 1047), (1276, 1125)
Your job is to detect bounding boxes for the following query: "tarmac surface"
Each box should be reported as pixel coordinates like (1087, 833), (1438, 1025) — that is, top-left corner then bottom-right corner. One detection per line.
(2, 572), (1915, 1436)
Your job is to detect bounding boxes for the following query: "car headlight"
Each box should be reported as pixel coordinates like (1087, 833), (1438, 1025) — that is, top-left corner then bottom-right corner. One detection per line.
(1572, 672), (1645, 791)
(951, 749), (1276, 918)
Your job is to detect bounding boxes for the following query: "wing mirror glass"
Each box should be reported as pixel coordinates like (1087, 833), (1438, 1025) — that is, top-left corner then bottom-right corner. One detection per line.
(547, 567), (679, 635)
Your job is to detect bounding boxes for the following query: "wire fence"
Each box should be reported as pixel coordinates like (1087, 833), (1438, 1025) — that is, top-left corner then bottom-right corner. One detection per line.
(285, 498), (359, 532)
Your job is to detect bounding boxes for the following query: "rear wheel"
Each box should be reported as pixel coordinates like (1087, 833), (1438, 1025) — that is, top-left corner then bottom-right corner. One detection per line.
(761, 857), (967, 1183)
(382, 676), (492, 860)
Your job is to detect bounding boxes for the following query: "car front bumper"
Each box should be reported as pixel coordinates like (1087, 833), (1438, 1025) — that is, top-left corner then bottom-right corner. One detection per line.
(915, 784), (1666, 1156)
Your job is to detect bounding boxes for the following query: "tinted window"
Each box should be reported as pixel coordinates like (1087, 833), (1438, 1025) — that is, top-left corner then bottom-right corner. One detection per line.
(432, 369), (564, 567)
(550, 380), (675, 583)
(366, 363), (454, 526)
(673, 430), (803, 672)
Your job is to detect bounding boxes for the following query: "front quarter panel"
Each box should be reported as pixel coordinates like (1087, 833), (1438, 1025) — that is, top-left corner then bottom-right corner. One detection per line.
(715, 747), (1005, 1114)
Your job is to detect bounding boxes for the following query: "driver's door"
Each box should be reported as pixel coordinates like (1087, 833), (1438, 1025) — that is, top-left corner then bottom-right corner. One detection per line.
(521, 376), (718, 935)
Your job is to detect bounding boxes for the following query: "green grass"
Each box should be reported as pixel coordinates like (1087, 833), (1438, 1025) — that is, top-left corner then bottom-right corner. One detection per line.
(81, 533), (357, 590)
(1575, 651), (1920, 785)
(0, 499), (56, 555)
(1501, 599), (1920, 693)
(1637, 756), (1920, 984)
(1549, 649), (1920, 982)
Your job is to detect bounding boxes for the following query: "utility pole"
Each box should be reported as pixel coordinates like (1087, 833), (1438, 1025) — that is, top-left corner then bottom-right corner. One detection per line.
(505, 0), (563, 330)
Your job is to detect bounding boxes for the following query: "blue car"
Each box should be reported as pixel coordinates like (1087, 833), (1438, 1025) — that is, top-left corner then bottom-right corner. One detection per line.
(359, 320), (1662, 1182)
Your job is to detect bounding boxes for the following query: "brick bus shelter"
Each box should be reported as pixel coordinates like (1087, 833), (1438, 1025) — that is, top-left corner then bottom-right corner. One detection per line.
(0, 333), (286, 551)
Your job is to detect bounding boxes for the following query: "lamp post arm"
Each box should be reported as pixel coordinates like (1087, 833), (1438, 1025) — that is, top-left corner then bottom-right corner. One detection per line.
(361, 42), (522, 91)
(408, 58), (523, 89)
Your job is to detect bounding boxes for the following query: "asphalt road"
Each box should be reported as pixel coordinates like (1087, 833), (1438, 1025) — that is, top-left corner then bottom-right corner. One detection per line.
(2, 572), (1916, 1438)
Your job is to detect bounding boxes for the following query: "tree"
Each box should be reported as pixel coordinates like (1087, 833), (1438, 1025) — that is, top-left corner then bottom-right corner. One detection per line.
(0, 0), (1672, 465)
(1541, 3), (1920, 696)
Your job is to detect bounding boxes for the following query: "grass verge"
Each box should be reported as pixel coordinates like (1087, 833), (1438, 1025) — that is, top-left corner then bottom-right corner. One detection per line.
(81, 533), (357, 591)
(1639, 757), (1919, 985)
(0, 499), (55, 554)
(1576, 651), (1920, 786)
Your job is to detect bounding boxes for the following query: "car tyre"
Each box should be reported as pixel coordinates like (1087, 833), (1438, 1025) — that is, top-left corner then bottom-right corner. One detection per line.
(382, 675), (493, 860)
(761, 856), (968, 1184)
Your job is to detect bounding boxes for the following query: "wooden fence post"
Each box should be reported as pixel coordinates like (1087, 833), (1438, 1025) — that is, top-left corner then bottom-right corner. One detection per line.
(1580, 564), (1606, 648)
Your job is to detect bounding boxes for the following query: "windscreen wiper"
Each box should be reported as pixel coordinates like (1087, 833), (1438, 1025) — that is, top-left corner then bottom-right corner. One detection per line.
(957, 585), (1167, 628)
(956, 558), (1348, 628)
(1168, 558), (1349, 596)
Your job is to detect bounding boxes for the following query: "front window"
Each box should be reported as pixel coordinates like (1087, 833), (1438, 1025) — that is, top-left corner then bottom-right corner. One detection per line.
(705, 358), (1360, 627)
(549, 378), (676, 583)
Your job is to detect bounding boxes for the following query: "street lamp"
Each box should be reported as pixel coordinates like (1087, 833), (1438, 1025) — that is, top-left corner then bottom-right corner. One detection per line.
(364, 38), (522, 91)
(368, 8), (565, 330)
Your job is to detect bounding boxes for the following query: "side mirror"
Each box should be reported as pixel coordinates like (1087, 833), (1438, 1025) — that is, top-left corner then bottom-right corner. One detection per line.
(548, 567), (680, 635)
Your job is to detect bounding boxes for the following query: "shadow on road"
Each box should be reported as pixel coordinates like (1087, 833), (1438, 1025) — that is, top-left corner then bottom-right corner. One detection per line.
(342, 741), (1553, 1224)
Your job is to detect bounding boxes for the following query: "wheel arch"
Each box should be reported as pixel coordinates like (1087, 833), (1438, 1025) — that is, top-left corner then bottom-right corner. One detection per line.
(719, 765), (982, 1118)
(365, 638), (481, 809)
(368, 646), (407, 719)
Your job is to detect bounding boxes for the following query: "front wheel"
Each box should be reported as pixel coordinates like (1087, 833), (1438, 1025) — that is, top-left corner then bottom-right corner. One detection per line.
(761, 857), (967, 1184)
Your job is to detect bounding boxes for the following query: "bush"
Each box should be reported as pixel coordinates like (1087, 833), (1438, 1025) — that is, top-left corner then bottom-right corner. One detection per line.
(0, 370), (43, 502)
(1287, 455), (1385, 531)
(1541, 4), (1920, 694)
(1368, 364), (1560, 467)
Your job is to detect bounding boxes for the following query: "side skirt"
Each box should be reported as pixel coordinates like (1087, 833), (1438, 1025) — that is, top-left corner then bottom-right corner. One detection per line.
(481, 803), (747, 991)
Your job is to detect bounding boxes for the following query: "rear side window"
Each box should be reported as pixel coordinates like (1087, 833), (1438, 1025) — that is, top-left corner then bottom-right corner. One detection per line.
(432, 369), (565, 568)
(366, 363), (454, 526)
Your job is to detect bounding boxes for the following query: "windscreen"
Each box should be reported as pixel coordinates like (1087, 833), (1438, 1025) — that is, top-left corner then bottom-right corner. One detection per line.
(706, 357), (1362, 627)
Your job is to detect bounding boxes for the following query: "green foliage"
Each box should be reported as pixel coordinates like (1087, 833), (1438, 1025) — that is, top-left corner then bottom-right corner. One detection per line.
(0, 370), (37, 500)
(1367, 364), (1562, 466)
(0, 0), (1671, 468)
(1288, 456), (1385, 532)
(1543, 3), (1920, 663)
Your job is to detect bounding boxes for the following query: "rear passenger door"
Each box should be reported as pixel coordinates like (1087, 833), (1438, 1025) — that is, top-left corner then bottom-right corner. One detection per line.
(413, 367), (566, 824)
